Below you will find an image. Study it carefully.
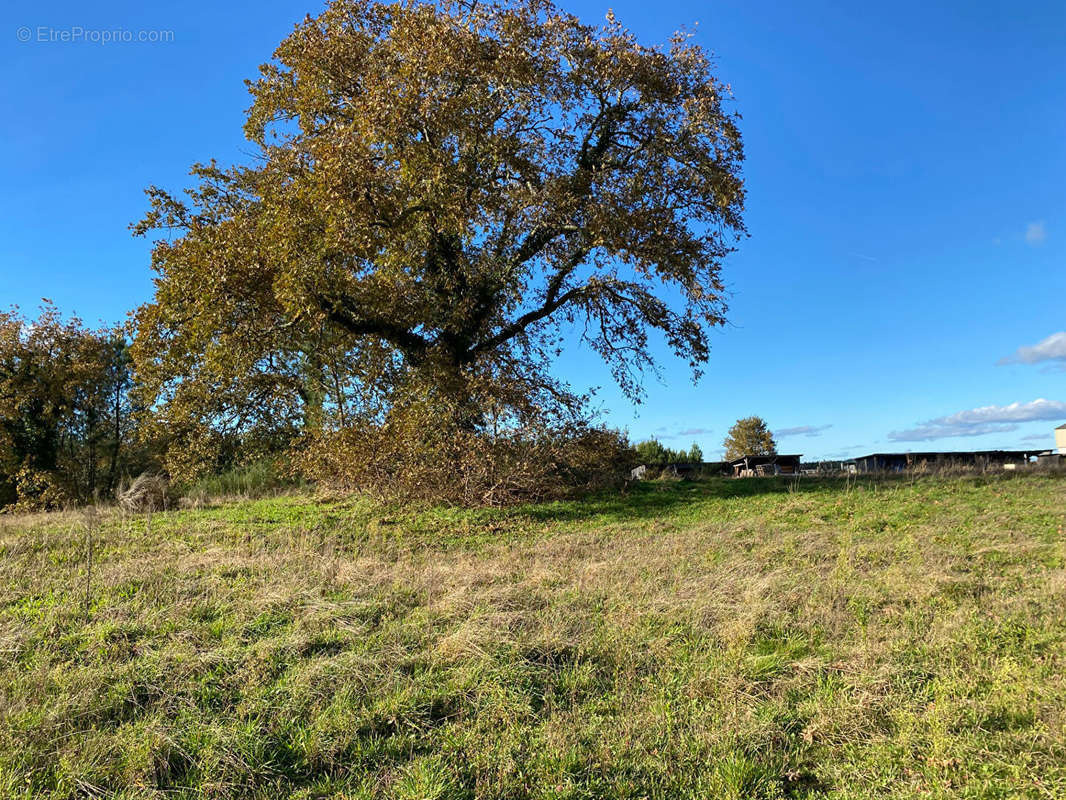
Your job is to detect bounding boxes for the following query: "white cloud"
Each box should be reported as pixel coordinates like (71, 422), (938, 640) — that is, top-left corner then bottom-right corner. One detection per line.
(776, 424), (832, 438)
(998, 332), (1066, 365)
(888, 422), (1019, 442)
(889, 398), (1066, 442)
(1025, 221), (1046, 245)
(933, 398), (1066, 425)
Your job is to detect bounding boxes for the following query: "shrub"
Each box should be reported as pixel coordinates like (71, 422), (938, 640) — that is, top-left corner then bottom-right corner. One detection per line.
(297, 413), (633, 507)
(7, 464), (72, 512)
(180, 459), (299, 504)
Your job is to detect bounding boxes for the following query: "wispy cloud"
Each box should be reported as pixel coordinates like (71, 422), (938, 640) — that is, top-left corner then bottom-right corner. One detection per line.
(776, 424), (832, 438)
(650, 426), (712, 440)
(675, 427), (712, 437)
(888, 398), (1066, 442)
(1020, 433), (1050, 443)
(848, 252), (879, 263)
(1025, 220), (1046, 245)
(998, 332), (1066, 366)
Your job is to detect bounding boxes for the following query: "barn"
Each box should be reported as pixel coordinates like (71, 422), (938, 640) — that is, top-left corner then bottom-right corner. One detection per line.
(848, 450), (1038, 473)
(729, 454), (802, 477)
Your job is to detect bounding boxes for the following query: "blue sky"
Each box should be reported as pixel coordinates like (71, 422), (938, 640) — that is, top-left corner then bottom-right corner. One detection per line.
(2, 0), (1063, 460)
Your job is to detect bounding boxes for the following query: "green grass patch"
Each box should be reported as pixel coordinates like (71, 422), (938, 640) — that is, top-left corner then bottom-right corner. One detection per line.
(0, 472), (1064, 798)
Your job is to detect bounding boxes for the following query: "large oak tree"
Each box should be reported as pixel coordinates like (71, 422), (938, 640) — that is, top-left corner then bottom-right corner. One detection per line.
(132, 0), (745, 474)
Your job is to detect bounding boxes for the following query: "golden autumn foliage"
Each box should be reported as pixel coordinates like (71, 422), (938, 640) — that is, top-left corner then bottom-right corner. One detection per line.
(131, 0), (745, 496)
(723, 415), (777, 461)
(0, 305), (140, 510)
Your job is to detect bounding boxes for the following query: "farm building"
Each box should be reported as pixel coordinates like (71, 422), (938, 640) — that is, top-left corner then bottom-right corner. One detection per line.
(847, 450), (1038, 473)
(1029, 425), (1066, 465)
(729, 454), (802, 477)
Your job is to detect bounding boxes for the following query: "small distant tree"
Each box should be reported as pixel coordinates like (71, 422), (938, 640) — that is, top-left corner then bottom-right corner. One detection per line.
(687, 442), (703, 462)
(722, 416), (775, 461)
(634, 439), (671, 465)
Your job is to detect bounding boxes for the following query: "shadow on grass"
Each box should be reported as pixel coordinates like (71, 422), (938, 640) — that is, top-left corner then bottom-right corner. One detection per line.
(172, 469), (1045, 546)
(511, 469), (1044, 530)
(512, 474), (875, 528)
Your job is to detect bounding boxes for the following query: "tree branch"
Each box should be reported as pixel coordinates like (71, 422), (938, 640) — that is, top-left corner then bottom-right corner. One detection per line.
(313, 292), (430, 363)
(465, 246), (591, 359)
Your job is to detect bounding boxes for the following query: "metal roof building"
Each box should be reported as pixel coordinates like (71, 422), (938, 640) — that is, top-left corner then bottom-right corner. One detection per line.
(847, 450), (1040, 474)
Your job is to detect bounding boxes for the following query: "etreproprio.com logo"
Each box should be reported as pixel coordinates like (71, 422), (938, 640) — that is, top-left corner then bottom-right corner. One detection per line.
(16, 26), (175, 44)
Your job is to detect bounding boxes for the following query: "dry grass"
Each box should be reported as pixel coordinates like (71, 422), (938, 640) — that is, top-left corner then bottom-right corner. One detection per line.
(117, 474), (172, 514)
(0, 472), (1064, 798)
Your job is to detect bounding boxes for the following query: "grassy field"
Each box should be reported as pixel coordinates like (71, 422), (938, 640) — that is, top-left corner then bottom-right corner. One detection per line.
(1, 472), (1064, 799)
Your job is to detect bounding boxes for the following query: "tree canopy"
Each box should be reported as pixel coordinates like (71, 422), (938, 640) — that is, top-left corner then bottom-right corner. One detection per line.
(722, 416), (776, 461)
(0, 305), (139, 509)
(131, 0), (745, 480)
